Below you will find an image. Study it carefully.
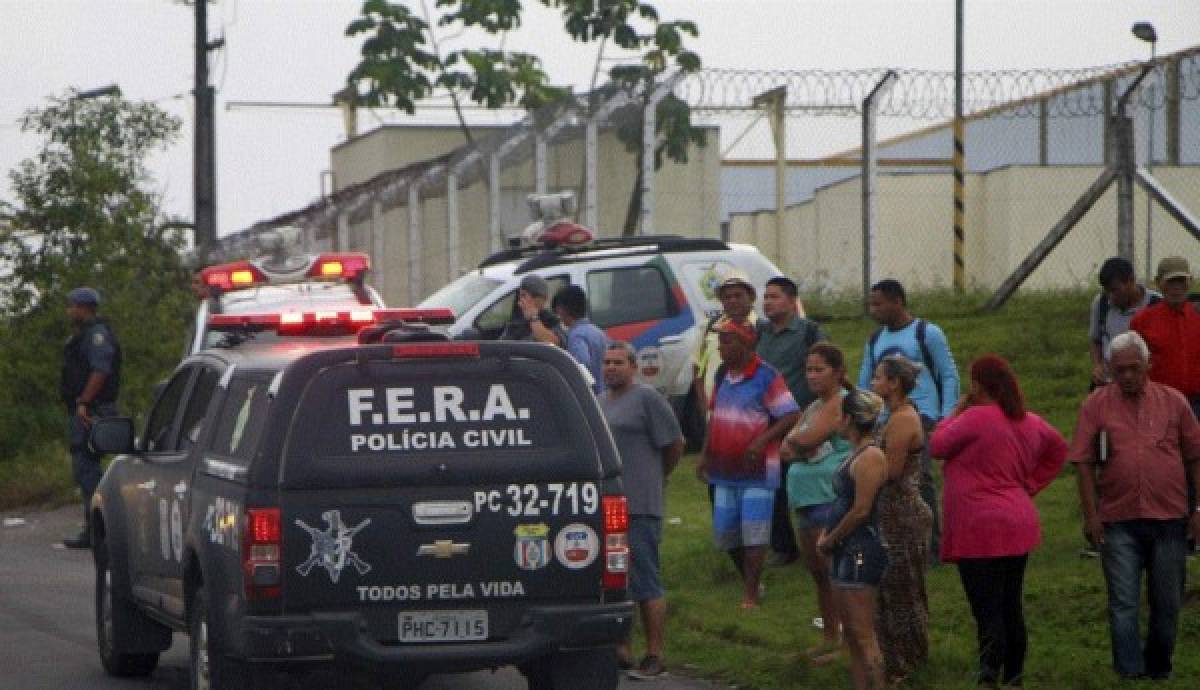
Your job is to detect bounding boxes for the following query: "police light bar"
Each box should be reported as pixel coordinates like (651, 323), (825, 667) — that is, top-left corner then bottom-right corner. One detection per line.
(307, 253), (370, 281)
(207, 307), (456, 335)
(372, 308), (456, 325)
(201, 261), (268, 291)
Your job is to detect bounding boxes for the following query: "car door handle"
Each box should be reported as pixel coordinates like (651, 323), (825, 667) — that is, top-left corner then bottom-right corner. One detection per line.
(658, 335), (683, 345)
(136, 480), (156, 491)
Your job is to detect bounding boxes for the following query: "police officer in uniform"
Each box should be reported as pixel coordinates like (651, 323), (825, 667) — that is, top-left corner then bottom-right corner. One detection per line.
(60, 287), (121, 549)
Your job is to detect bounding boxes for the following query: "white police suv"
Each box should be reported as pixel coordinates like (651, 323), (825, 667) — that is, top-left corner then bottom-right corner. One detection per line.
(188, 251), (386, 355)
(420, 232), (794, 423)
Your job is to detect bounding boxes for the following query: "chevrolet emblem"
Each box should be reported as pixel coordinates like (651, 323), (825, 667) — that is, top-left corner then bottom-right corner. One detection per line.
(417, 540), (470, 559)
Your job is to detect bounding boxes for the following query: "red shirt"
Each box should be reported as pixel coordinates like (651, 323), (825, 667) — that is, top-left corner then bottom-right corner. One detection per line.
(1130, 301), (1200, 397)
(930, 405), (1067, 561)
(1068, 381), (1200, 522)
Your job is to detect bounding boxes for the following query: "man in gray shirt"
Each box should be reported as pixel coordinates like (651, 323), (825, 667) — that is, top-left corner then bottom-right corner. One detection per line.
(1089, 257), (1160, 388)
(599, 341), (683, 679)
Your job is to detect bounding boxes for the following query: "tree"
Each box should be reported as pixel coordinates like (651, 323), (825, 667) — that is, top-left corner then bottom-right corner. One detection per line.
(345, 0), (705, 235)
(0, 92), (192, 457)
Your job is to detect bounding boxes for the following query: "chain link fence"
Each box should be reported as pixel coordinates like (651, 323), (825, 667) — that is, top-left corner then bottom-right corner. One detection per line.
(222, 48), (1200, 307)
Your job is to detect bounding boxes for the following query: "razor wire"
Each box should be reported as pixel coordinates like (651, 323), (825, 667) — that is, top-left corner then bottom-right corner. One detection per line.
(677, 51), (1200, 119)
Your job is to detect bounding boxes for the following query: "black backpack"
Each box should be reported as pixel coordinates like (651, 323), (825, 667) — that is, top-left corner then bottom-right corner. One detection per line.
(868, 319), (941, 410)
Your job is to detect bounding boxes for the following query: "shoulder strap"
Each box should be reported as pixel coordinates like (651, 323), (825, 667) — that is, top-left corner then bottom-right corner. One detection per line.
(915, 319), (942, 410)
(1095, 293), (1110, 341)
(868, 326), (883, 370)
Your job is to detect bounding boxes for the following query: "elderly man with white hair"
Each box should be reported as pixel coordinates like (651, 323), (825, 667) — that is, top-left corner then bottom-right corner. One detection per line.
(1068, 331), (1200, 681)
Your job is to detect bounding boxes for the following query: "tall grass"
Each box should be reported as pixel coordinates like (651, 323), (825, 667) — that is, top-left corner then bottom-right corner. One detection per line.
(655, 289), (1200, 689)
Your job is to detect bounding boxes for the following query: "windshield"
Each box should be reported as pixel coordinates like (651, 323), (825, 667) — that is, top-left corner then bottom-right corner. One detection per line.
(418, 272), (502, 317)
(202, 283), (379, 349)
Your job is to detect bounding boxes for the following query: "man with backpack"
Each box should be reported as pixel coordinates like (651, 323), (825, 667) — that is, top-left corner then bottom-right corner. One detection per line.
(757, 276), (825, 566)
(1089, 257), (1160, 389)
(859, 279), (959, 565)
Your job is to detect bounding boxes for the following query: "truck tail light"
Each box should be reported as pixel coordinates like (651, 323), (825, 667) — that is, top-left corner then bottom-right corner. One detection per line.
(243, 508), (281, 600)
(601, 495), (629, 592)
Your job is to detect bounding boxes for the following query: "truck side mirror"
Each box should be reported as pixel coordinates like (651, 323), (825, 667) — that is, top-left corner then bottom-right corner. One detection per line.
(89, 417), (136, 455)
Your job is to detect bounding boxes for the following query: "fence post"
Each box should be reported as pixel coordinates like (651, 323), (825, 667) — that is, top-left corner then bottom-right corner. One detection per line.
(862, 71), (897, 314)
(336, 212), (349, 251)
(640, 75), (682, 236)
(408, 183), (422, 303)
(371, 199), (385, 299)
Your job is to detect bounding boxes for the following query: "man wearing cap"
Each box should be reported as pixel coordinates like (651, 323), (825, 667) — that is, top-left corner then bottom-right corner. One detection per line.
(499, 274), (565, 347)
(60, 287), (122, 549)
(691, 275), (761, 414)
(697, 318), (801, 609)
(1131, 257), (1200, 418)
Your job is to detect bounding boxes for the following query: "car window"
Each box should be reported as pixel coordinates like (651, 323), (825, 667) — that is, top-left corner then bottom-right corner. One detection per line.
(586, 266), (675, 328)
(177, 367), (221, 452)
(473, 275), (569, 334)
(210, 377), (271, 466)
(144, 369), (193, 453)
(419, 273), (503, 316)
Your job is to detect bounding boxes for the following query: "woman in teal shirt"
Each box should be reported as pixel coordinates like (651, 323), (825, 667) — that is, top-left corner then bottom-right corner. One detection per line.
(781, 342), (853, 661)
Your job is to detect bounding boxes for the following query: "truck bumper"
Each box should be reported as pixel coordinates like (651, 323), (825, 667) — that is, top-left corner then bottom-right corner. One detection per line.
(234, 602), (633, 674)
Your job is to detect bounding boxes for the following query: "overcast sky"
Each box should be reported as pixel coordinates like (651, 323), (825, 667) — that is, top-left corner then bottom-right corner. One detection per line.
(2, 0), (1198, 235)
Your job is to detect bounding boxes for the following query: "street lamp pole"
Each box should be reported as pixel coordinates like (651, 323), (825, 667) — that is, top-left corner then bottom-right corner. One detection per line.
(1133, 21), (1157, 280)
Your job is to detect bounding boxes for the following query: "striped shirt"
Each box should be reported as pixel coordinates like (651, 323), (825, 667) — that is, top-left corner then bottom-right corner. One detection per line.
(706, 355), (800, 489)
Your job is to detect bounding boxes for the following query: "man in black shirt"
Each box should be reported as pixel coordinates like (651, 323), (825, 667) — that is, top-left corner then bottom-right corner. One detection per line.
(499, 274), (565, 346)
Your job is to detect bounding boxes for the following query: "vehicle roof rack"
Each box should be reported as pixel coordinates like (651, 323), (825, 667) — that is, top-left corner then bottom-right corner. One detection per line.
(476, 235), (729, 272)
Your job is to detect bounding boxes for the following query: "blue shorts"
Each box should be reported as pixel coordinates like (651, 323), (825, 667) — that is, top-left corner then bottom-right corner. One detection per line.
(793, 502), (836, 531)
(711, 485), (774, 551)
(830, 530), (888, 589)
(628, 516), (663, 602)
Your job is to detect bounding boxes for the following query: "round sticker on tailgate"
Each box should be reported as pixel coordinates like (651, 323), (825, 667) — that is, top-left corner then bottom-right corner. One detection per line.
(554, 523), (599, 570)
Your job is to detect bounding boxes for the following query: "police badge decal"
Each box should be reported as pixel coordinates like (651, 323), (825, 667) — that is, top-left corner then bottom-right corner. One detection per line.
(513, 523), (551, 570)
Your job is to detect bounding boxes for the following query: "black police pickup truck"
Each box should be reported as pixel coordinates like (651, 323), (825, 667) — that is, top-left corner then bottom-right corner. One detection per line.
(88, 309), (631, 689)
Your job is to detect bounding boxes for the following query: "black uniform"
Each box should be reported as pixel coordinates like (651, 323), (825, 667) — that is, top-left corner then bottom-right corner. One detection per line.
(61, 318), (121, 528)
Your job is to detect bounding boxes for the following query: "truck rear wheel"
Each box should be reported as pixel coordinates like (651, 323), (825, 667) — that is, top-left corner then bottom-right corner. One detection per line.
(190, 588), (252, 690)
(95, 536), (161, 677)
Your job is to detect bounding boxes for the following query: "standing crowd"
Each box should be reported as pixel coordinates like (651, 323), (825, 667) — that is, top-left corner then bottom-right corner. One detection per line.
(60, 254), (1199, 687)
(536, 257), (1198, 687)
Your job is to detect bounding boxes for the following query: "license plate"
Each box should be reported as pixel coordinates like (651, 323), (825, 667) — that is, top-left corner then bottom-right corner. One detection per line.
(397, 610), (488, 642)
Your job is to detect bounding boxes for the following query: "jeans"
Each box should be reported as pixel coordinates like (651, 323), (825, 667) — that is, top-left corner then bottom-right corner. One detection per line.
(918, 415), (940, 562)
(1101, 519), (1188, 679)
(770, 466), (799, 557)
(958, 555), (1029, 686)
(68, 401), (117, 530)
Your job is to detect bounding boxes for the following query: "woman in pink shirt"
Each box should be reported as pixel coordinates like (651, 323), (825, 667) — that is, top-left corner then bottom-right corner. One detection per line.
(929, 355), (1067, 688)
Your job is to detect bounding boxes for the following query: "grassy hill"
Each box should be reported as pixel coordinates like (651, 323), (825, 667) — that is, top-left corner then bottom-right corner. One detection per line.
(656, 290), (1200, 689)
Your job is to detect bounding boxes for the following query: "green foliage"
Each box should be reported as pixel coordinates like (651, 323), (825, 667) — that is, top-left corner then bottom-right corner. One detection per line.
(0, 92), (192, 460)
(344, 0), (705, 164)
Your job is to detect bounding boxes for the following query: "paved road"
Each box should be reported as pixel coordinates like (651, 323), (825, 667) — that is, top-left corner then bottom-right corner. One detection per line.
(0, 505), (723, 690)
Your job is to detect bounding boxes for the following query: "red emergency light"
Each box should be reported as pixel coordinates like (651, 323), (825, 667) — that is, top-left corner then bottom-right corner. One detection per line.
(307, 253), (370, 281)
(200, 261), (268, 292)
(539, 221), (593, 248)
(207, 307), (456, 336)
